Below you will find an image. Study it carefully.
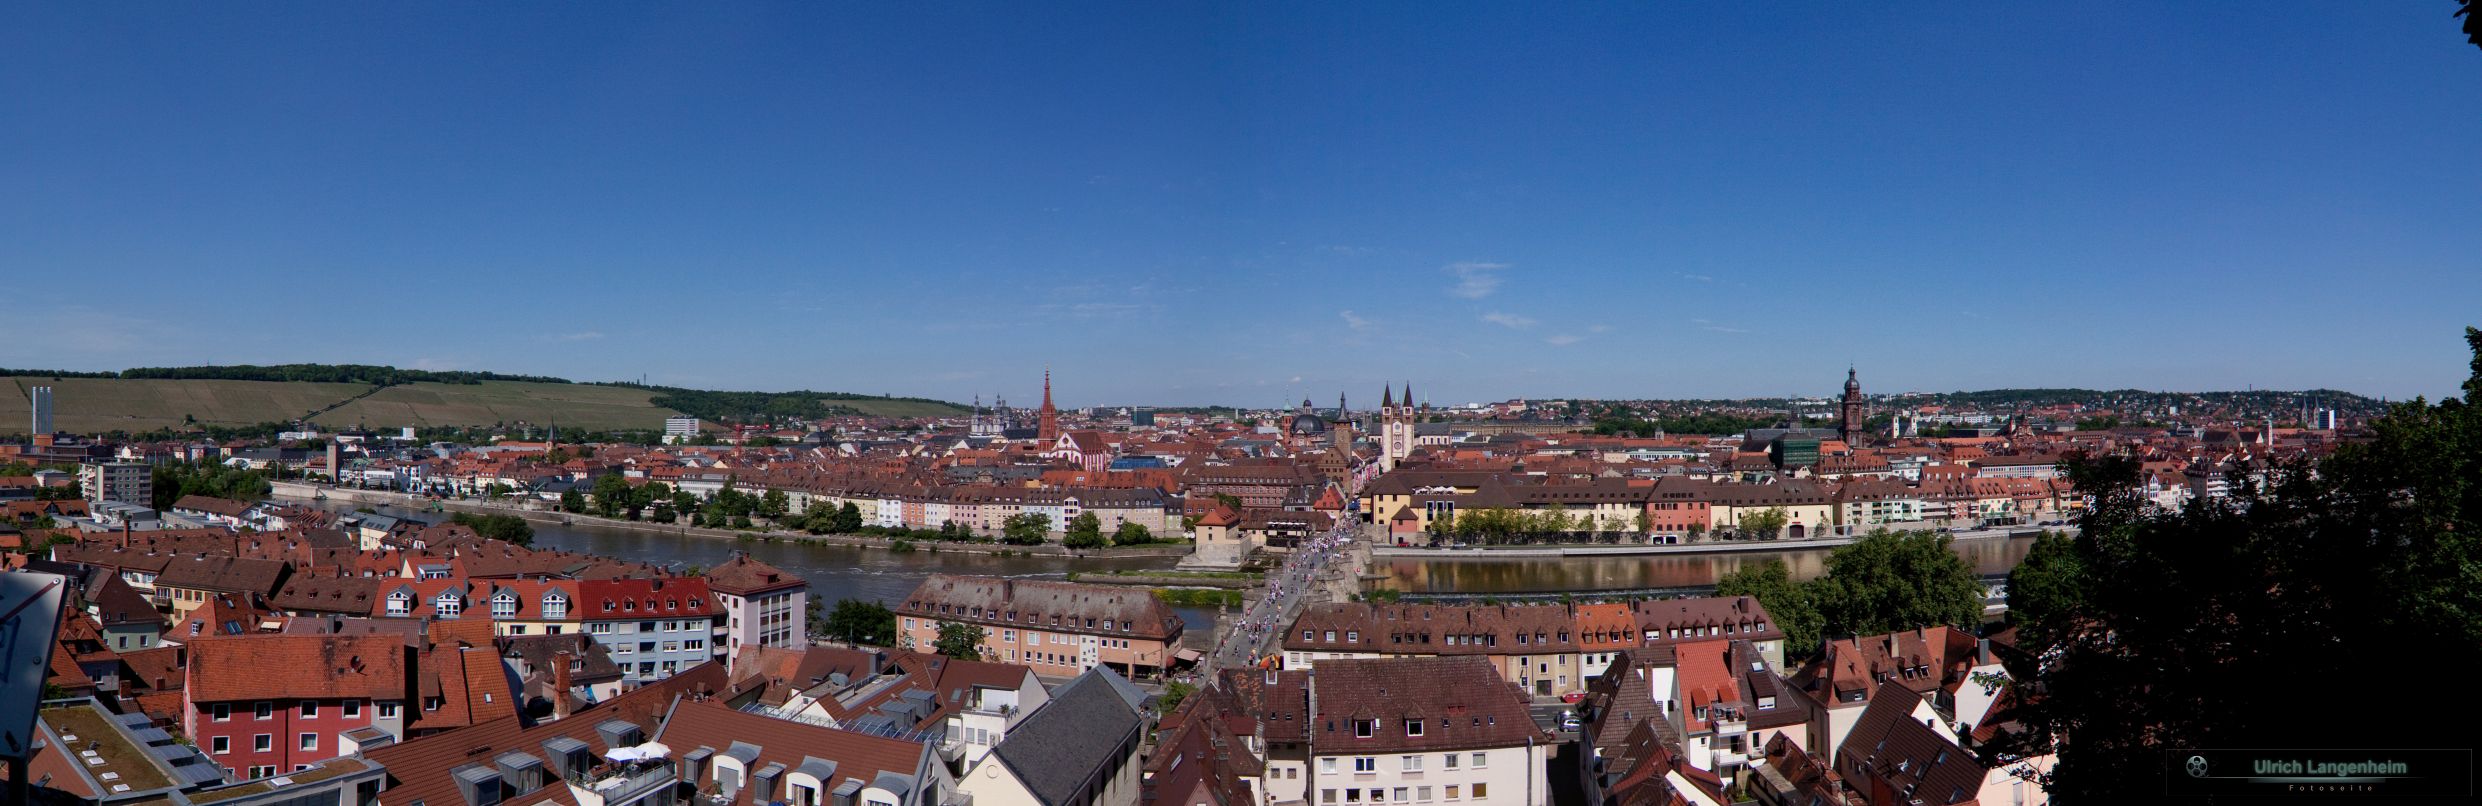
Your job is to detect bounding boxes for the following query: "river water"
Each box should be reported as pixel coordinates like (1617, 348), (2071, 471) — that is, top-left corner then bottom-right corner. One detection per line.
(1376, 535), (2038, 596)
(295, 499), (2036, 625)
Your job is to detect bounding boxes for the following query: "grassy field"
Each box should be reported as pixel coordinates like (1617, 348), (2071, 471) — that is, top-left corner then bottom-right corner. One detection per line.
(312, 381), (677, 431)
(1, 376), (373, 434)
(3, 375), (964, 434)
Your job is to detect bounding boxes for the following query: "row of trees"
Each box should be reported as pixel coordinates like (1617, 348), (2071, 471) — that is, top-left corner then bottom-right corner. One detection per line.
(1429, 506), (1654, 545)
(150, 462), (274, 512)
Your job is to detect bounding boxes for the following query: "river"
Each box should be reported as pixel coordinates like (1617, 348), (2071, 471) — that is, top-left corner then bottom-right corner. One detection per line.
(290, 499), (1219, 631)
(293, 498), (2039, 626)
(1376, 534), (2038, 597)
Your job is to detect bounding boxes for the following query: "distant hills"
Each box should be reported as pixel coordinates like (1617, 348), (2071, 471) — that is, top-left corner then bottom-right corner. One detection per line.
(0, 364), (966, 436)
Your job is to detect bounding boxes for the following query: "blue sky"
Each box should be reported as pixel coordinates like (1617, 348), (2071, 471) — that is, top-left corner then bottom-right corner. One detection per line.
(5, 3), (2477, 407)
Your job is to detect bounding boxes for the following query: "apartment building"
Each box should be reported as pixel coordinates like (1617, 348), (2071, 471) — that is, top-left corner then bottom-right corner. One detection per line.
(894, 575), (1185, 679)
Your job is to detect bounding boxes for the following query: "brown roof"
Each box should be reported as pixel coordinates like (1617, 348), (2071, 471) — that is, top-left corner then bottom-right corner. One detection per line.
(895, 575), (1182, 642)
(1307, 656), (1546, 753)
(155, 554), (292, 596)
(185, 633), (410, 702)
(702, 552), (808, 596)
(652, 699), (932, 806)
(364, 661), (729, 806)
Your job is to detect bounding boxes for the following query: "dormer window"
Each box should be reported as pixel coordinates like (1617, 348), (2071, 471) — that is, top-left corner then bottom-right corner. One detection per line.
(543, 593), (568, 620)
(491, 593), (517, 619)
(434, 593), (462, 617)
(1354, 719), (1374, 738)
(386, 592), (410, 616)
(1405, 719), (1424, 737)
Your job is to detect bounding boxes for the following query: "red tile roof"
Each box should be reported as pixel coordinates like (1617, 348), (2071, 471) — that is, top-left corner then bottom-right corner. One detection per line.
(185, 633), (410, 702)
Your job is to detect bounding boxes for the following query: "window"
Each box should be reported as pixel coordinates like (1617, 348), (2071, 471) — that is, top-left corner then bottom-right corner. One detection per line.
(211, 736), (229, 754)
(1470, 783), (1487, 799)
(301, 701), (318, 718)
(378, 702), (397, 718)
(1470, 752), (1486, 768)
(300, 733), (318, 751)
(1320, 758), (1338, 774)
(1405, 719), (1423, 737)
(255, 702), (273, 720)
(1442, 754), (1458, 769)
(543, 594), (568, 620)
(590, 622), (612, 634)
(1353, 757), (1375, 773)
(249, 765), (276, 779)
(254, 734), (273, 752)
(1444, 785), (1460, 801)
(343, 700), (360, 719)
(1400, 755), (1421, 771)
(385, 592), (410, 616)
(1353, 719), (1374, 738)
(1322, 790), (1338, 804)
(492, 593), (517, 618)
(213, 704), (231, 722)
(1394, 788), (1409, 802)
(433, 593), (461, 617)
(1417, 786), (1431, 802)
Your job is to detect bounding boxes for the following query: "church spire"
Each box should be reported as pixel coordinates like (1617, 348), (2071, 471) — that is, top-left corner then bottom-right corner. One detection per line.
(1381, 384), (1394, 409)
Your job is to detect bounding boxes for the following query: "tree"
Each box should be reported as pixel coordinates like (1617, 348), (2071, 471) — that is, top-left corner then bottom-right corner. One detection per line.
(1001, 512), (1051, 545)
(1996, 330), (2482, 799)
(591, 473), (633, 518)
(1062, 512), (1106, 549)
(1159, 679), (1197, 714)
(760, 489), (790, 521)
(834, 502), (865, 533)
(559, 488), (587, 514)
(1112, 521), (1154, 546)
(1806, 530), (1983, 640)
(1714, 560), (1821, 660)
(450, 512), (535, 547)
(1739, 506), (1788, 540)
(629, 482), (668, 520)
(822, 598), (896, 646)
(932, 621), (986, 661)
(2003, 530), (2084, 649)
(1632, 509), (1652, 539)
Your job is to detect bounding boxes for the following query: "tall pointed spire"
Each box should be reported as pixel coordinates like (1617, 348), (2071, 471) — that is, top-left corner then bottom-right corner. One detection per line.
(1382, 384), (1394, 408)
(1037, 366), (1060, 444)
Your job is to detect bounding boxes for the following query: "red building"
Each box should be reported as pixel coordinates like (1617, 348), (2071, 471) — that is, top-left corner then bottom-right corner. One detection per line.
(183, 633), (412, 780)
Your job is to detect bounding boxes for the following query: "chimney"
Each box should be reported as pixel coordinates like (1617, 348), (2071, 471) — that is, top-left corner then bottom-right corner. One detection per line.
(551, 650), (575, 720)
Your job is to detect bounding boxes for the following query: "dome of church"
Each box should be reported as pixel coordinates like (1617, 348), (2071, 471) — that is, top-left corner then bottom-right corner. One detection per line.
(1289, 412), (1330, 435)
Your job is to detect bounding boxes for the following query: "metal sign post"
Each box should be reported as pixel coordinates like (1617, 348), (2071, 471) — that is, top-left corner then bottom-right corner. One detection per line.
(0, 571), (69, 805)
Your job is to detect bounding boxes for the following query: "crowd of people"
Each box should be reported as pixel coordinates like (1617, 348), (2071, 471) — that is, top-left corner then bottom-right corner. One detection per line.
(1206, 521), (1358, 672)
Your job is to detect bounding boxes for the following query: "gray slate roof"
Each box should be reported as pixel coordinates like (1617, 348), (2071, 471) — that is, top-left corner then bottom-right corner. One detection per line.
(990, 667), (1145, 806)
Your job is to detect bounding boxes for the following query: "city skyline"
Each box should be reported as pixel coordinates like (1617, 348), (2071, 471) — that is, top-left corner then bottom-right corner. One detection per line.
(6, 4), (2478, 406)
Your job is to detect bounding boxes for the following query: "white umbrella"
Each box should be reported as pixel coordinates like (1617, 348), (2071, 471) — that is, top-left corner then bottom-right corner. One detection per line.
(634, 742), (672, 760)
(602, 746), (642, 763)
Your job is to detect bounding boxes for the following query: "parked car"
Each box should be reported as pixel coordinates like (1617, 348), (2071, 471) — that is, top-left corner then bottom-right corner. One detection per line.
(1560, 691), (1586, 704)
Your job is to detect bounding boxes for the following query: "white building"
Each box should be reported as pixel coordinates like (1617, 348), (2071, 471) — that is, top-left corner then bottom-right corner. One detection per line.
(702, 552), (809, 659)
(1302, 657), (1553, 806)
(664, 415), (701, 444)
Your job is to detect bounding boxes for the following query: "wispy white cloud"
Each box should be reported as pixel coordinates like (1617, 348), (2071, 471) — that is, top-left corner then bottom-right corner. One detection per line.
(1482, 311), (1536, 329)
(1339, 310), (1373, 331)
(1446, 261), (1508, 299)
(1545, 334), (1583, 346)
(554, 331), (605, 342)
(1589, 324), (1612, 334)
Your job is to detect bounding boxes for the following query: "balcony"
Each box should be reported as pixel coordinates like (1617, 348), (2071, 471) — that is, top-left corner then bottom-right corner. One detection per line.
(571, 760), (678, 806)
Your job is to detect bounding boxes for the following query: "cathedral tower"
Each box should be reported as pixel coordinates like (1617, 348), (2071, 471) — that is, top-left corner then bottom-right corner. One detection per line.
(1839, 367), (1865, 445)
(1038, 369), (1060, 444)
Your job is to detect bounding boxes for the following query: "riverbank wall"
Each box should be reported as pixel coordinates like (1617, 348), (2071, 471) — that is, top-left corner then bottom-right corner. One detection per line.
(1368, 526), (2063, 559)
(273, 482), (1195, 560)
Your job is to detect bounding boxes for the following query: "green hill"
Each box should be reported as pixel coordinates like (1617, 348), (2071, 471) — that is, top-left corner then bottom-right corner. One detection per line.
(1, 371), (966, 435)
